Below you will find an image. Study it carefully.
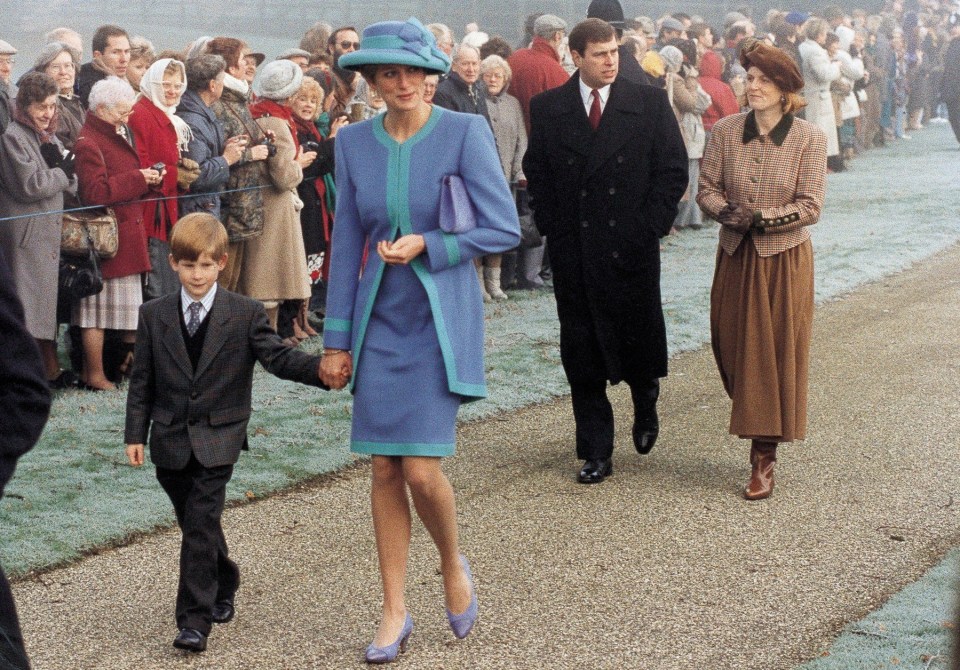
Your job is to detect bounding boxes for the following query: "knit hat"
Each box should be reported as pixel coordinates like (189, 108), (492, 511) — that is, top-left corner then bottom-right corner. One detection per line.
(659, 17), (685, 34)
(739, 38), (804, 93)
(659, 45), (683, 73)
(338, 17), (451, 75)
(0, 39), (16, 55)
(587, 0), (627, 29)
(254, 59), (304, 100)
(785, 11), (811, 25)
(32, 41), (80, 71)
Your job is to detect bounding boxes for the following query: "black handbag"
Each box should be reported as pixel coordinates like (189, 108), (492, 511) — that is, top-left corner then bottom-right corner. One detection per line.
(518, 213), (543, 249)
(59, 235), (104, 302)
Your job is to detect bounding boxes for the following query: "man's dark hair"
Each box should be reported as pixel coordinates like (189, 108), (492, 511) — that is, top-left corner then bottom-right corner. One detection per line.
(686, 22), (713, 40)
(672, 12), (692, 22)
(328, 26), (358, 49)
(185, 54), (226, 92)
(667, 38), (697, 64)
(568, 18), (616, 56)
(725, 24), (749, 42)
(92, 24), (128, 55)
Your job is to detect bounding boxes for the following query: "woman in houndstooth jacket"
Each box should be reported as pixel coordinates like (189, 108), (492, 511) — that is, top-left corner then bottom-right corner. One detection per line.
(698, 39), (827, 501)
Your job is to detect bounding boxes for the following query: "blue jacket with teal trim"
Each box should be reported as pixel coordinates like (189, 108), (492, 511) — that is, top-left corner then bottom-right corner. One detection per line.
(324, 106), (520, 399)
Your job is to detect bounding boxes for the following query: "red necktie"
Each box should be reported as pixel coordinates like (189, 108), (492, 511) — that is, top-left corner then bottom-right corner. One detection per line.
(588, 89), (601, 130)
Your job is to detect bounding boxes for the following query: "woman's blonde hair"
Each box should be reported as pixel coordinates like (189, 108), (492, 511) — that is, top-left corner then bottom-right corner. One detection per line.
(292, 77), (325, 119)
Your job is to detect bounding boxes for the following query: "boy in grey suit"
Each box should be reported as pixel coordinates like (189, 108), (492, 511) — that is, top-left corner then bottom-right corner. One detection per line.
(125, 213), (342, 652)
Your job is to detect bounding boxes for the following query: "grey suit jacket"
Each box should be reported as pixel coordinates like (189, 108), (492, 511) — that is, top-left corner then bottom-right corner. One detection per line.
(124, 288), (325, 469)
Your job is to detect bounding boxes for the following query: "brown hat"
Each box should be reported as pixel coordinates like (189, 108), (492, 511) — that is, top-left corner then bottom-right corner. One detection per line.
(739, 38), (803, 93)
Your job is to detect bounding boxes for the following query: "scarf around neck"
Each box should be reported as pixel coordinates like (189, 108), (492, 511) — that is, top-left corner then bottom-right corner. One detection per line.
(249, 97), (299, 150)
(13, 100), (60, 144)
(223, 72), (249, 97)
(138, 58), (193, 153)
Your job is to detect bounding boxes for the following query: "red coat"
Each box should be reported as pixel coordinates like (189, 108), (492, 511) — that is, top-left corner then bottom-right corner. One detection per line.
(74, 114), (152, 280)
(699, 50), (741, 132)
(508, 37), (569, 133)
(127, 97), (180, 241)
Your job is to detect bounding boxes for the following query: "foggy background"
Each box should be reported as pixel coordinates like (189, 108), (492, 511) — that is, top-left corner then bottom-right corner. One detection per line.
(4, 0), (831, 78)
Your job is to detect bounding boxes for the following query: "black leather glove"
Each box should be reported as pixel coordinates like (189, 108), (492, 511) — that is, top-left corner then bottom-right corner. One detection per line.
(39, 142), (63, 169)
(59, 151), (76, 180)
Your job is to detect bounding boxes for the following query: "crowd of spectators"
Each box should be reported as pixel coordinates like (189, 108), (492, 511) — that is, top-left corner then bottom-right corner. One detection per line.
(0, 0), (958, 392)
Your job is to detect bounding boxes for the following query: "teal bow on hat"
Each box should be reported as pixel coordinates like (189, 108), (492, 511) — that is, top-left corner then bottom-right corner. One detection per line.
(343, 16), (451, 74)
(395, 18), (449, 64)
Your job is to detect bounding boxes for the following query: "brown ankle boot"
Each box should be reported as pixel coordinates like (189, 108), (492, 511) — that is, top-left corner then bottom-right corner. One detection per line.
(744, 440), (777, 500)
(298, 300), (319, 337)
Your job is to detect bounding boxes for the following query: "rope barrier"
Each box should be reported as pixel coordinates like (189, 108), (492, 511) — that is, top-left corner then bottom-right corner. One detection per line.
(0, 184), (273, 223)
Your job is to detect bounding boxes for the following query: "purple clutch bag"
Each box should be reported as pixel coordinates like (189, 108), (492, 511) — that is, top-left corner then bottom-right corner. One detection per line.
(439, 174), (477, 234)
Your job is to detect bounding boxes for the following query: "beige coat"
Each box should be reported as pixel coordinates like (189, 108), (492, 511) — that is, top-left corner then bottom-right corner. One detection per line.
(798, 40), (841, 156)
(237, 116), (310, 302)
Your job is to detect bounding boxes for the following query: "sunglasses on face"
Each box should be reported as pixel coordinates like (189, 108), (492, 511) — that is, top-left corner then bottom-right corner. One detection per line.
(339, 41), (360, 50)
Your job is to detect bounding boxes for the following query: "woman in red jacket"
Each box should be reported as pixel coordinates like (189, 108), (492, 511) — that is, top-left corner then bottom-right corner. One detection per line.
(74, 77), (158, 391)
(128, 58), (188, 300)
(699, 49), (741, 136)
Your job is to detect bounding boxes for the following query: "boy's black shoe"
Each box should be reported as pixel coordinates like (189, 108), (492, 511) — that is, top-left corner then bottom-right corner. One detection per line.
(173, 628), (207, 652)
(212, 600), (235, 624)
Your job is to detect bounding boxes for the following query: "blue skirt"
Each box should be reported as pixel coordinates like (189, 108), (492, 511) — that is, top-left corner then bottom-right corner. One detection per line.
(350, 263), (461, 457)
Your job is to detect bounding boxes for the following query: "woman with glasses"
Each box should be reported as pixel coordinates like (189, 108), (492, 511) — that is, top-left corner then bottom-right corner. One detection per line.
(73, 76), (157, 391)
(479, 54), (527, 300)
(32, 42), (84, 150)
(0, 72), (79, 387)
(128, 58), (189, 301)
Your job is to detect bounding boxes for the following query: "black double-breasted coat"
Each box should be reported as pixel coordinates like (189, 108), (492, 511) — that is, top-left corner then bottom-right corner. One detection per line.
(523, 74), (688, 385)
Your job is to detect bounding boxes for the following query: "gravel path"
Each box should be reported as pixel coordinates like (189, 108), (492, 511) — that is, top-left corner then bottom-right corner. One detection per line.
(11, 240), (960, 669)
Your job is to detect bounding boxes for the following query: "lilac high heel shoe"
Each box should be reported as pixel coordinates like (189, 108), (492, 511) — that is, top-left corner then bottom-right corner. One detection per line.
(365, 612), (413, 664)
(446, 555), (478, 639)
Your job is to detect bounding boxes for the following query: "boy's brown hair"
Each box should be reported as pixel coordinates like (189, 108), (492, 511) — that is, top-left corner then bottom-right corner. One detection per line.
(169, 213), (229, 262)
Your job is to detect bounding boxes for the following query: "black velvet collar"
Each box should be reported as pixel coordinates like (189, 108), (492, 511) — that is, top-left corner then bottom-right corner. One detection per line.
(742, 111), (794, 146)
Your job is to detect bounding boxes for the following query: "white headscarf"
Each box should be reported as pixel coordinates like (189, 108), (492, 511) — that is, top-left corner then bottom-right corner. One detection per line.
(138, 58), (192, 153)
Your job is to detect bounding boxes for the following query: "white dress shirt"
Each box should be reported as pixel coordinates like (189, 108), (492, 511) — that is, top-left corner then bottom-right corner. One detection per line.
(180, 283), (217, 324)
(578, 78), (611, 117)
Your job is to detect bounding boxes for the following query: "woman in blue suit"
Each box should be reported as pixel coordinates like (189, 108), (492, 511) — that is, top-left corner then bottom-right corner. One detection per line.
(319, 17), (520, 664)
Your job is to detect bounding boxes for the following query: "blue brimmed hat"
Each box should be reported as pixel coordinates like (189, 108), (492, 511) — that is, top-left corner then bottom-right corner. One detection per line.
(337, 17), (451, 75)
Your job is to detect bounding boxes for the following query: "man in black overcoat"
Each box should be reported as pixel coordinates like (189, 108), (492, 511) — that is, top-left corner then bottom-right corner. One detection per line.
(523, 18), (688, 484)
(0, 246), (53, 669)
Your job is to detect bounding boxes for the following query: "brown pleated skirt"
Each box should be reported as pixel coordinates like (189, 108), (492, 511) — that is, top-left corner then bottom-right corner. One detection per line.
(710, 238), (814, 442)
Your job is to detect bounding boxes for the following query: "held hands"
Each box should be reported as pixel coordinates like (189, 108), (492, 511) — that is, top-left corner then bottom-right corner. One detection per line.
(125, 444), (145, 467)
(377, 235), (425, 265)
(716, 202), (754, 235)
(319, 350), (352, 390)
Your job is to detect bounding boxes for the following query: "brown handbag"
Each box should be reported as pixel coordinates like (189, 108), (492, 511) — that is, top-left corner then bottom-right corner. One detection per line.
(61, 207), (119, 259)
